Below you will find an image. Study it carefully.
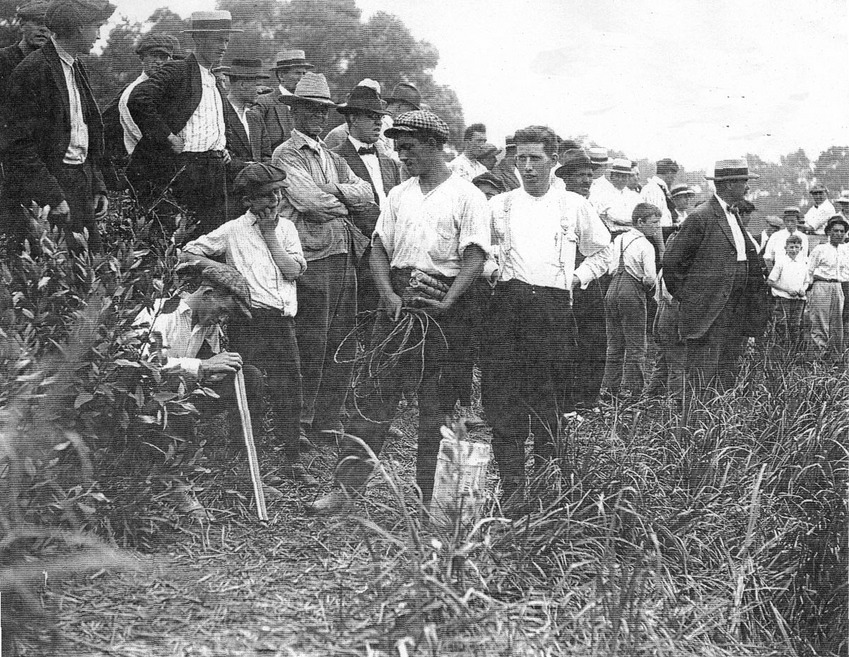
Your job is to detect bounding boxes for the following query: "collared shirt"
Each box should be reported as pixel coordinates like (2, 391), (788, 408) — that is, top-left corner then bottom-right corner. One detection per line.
(804, 200), (836, 235)
(182, 211), (306, 315)
(278, 84), (292, 96)
(348, 134), (386, 205)
(715, 194), (747, 261)
(53, 38), (88, 165)
(179, 63), (225, 152)
(768, 256), (808, 299)
(589, 174), (616, 214)
(641, 176), (674, 226)
(608, 228), (657, 288)
(374, 173), (491, 278)
(763, 228), (809, 263)
(598, 186), (641, 229)
(808, 242), (845, 282)
(448, 152), (487, 182)
(489, 186), (612, 290)
(229, 97), (251, 140)
(134, 298), (222, 380)
(273, 129), (374, 261)
(119, 72), (148, 155)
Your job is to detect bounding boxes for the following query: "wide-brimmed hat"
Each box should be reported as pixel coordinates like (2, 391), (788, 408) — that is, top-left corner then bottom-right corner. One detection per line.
(826, 214), (849, 233)
(45, 0), (115, 30)
(234, 162), (287, 197)
(183, 10), (243, 34)
(336, 85), (389, 116)
(223, 58), (269, 80)
(281, 72), (337, 108)
(17, 0), (51, 20)
(610, 158), (633, 175)
(834, 192), (849, 206)
(270, 49), (314, 71)
(384, 110), (449, 141)
(705, 159), (760, 181)
(588, 147), (609, 167)
(555, 149), (592, 179)
(383, 82), (422, 110)
(670, 183), (695, 197)
(783, 206), (801, 216)
(809, 183), (827, 194)
(656, 158), (679, 175)
(135, 33), (177, 57)
(766, 215), (784, 228)
(471, 172), (506, 194)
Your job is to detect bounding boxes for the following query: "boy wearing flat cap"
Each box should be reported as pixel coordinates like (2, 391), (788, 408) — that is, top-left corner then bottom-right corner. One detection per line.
(181, 162), (315, 485)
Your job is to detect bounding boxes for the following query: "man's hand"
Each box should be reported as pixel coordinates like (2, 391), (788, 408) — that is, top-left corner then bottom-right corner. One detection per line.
(411, 296), (453, 317)
(200, 352), (243, 382)
(47, 200), (70, 223)
(380, 291), (403, 322)
(318, 183), (343, 199)
(570, 274), (583, 291)
(223, 151), (232, 165)
(255, 206), (279, 234)
(167, 133), (185, 154)
(94, 194), (109, 219)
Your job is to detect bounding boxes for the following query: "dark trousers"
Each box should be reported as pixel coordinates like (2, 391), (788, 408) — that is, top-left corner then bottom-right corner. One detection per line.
(337, 269), (472, 503)
(648, 298), (686, 399)
(773, 296), (806, 347)
(602, 271), (647, 395)
(229, 310), (302, 462)
(571, 277), (607, 406)
(192, 364), (263, 445)
(296, 252), (357, 432)
(685, 262), (748, 394)
(481, 281), (576, 500)
(447, 278), (490, 406)
(52, 162), (101, 254)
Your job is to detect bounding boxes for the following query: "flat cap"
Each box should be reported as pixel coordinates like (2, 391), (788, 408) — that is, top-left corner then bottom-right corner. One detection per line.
(766, 215), (784, 228)
(45, 0), (115, 30)
(17, 0), (51, 19)
(384, 110), (450, 142)
(135, 33), (176, 56)
(201, 264), (252, 319)
(233, 162), (287, 196)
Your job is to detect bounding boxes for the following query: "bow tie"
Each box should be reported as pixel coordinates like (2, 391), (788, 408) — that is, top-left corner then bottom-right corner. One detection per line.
(357, 146), (376, 156)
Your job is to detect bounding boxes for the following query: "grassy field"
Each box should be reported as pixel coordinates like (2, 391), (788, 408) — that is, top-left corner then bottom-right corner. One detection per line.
(15, 346), (845, 657)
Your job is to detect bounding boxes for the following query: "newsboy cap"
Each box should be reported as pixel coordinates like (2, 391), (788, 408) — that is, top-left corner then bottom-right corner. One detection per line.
(135, 33), (176, 57)
(45, 0), (115, 30)
(233, 162), (287, 197)
(384, 110), (450, 142)
(201, 264), (253, 319)
(17, 0), (51, 20)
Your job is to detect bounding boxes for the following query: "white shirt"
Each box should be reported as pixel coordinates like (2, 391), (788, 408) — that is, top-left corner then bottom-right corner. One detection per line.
(641, 176), (673, 226)
(53, 39), (88, 165)
(179, 64), (226, 152)
(134, 298), (222, 380)
(768, 257), (808, 299)
(347, 134), (386, 205)
(229, 97), (251, 140)
(183, 211), (307, 315)
(448, 152), (487, 182)
(808, 242), (845, 282)
(804, 200), (836, 235)
(374, 174), (491, 278)
(489, 186), (612, 290)
(608, 228), (657, 288)
(763, 228), (809, 263)
(589, 175), (615, 215)
(119, 72), (147, 155)
(715, 194), (748, 261)
(599, 186), (640, 229)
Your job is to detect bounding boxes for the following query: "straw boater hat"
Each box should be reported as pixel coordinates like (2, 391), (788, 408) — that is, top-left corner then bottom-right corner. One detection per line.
(587, 147), (609, 167)
(281, 73), (337, 107)
(183, 10), (243, 34)
(834, 192), (849, 206)
(270, 49), (314, 71)
(383, 82), (422, 110)
(336, 85), (389, 116)
(704, 158), (759, 181)
(670, 183), (695, 197)
(223, 58), (269, 80)
(610, 158), (633, 175)
(783, 206), (801, 216)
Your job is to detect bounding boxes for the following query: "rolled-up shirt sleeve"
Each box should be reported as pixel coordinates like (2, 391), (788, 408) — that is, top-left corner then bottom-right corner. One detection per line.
(572, 200), (612, 287)
(458, 186), (492, 258)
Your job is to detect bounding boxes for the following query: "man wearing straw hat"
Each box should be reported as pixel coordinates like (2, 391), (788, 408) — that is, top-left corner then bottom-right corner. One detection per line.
(641, 158), (679, 228)
(272, 72), (374, 445)
(663, 158), (770, 395)
(597, 157), (641, 233)
(128, 10), (242, 232)
(5, 0), (116, 254)
(669, 183), (696, 223)
(802, 183), (836, 235)
(253, 49), (313, 153)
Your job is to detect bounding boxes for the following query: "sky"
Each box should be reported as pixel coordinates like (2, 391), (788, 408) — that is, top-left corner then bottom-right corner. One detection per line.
(107, 0), (849, 171)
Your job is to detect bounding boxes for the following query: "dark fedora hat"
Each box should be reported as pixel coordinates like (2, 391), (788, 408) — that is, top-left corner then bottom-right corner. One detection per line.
(555, 149), (592, 179)
(223, 58), (270, 80)
(383, 82), (422, 110)
(336, 85), (390, 116)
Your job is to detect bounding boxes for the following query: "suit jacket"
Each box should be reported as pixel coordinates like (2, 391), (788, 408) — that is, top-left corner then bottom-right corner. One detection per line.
(0, 43), (27, 157)
(5, 40), (106, 208)
(127, 53), (226, 167)
(223, 99), (270, 168)
(253, 90), (294, 155)
(662, 195), (769, 340)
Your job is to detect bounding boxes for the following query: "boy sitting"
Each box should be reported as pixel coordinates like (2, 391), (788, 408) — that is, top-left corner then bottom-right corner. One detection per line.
(767, 233), (807, 347)
(180, 163), (314, 485)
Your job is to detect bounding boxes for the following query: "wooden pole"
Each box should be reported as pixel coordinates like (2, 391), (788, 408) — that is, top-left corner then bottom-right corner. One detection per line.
(234, 368), (267, 521)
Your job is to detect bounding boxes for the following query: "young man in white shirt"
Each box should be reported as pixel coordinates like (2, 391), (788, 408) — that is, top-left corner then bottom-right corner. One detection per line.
(803, 183), (836, 235)
(598, 157), (641, 233)
(484, 126), (611, 506)
(806, 215), (848, 359)
(448, 122), (488, 181)
(641, 158), (679, 228)
(763, 206), (809, 271)
(310, 110), (491, 514)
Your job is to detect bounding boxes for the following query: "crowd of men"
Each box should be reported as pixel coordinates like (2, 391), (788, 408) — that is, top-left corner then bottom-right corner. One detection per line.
(2, 2), (847, 514)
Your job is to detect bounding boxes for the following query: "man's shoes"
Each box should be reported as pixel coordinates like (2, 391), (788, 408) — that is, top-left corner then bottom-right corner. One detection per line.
(307, 490), (356, 515)
(285, 462), (319, 487)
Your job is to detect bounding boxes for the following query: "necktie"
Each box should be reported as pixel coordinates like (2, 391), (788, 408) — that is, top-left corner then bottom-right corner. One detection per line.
(357, 146), (376, 156)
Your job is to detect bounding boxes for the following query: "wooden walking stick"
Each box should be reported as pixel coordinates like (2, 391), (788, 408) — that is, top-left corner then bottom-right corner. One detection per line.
(234, 368), (268, 521)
